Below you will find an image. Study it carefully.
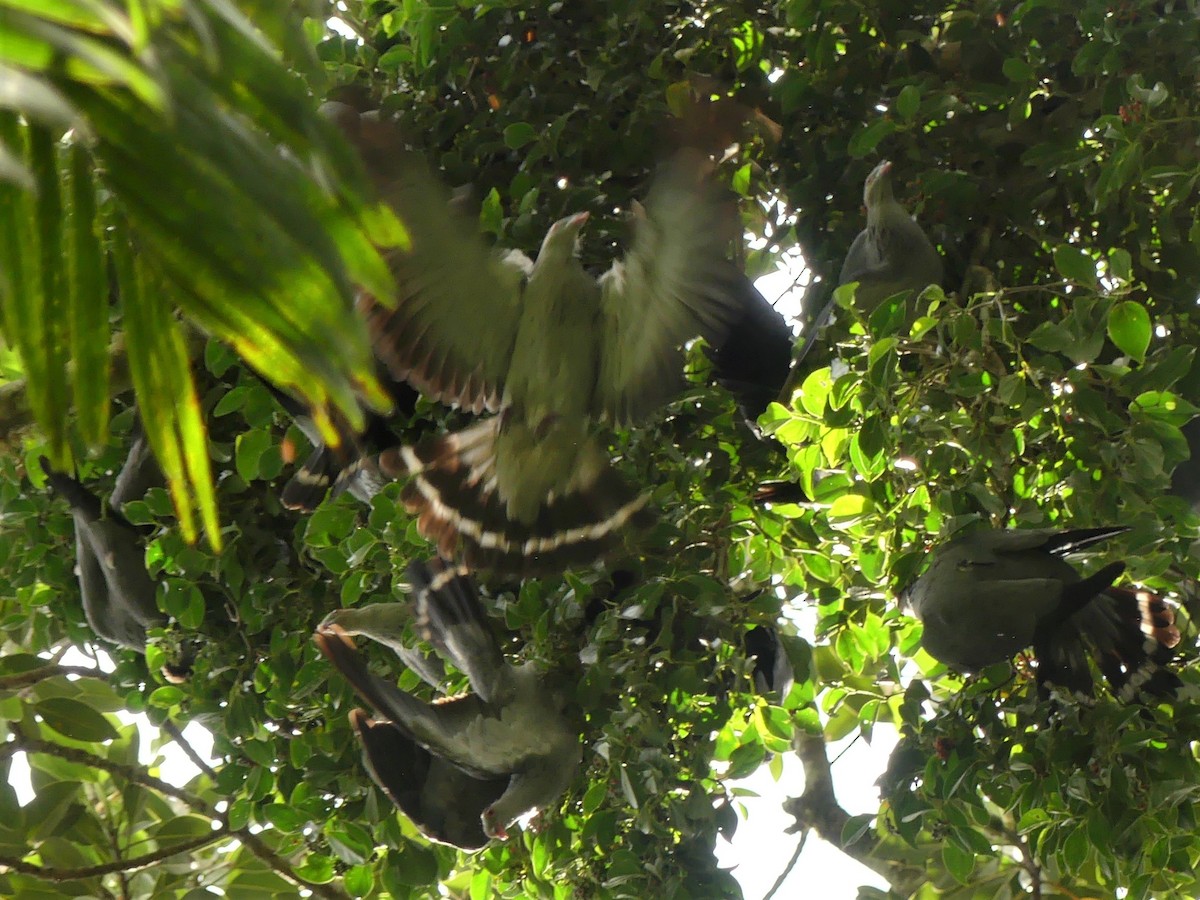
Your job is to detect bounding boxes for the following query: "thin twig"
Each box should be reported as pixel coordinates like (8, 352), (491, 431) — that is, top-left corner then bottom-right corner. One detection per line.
(762, 830), (808, 900)
(995, 820), (1042, 899)
(161, 718), (219, 780)
(235, 829), (351, 900)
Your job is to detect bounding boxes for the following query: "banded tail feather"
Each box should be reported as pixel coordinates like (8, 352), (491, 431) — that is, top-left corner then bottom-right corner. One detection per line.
(379, 424), (652, 575)
(276, 375), (420, 512)
(1097, 586), (1181, 702)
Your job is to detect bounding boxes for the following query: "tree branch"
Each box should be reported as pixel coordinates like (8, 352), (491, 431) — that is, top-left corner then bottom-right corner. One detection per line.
(783, 729), (926, 895)
(5, 731), (349, 899)
(0, 664), (107, 691)
(10, 735), (205, 808)
(993, 818), (1042, 899)
(234, 829), (350, 900)
(0, 827), (228, 879)
(762, 830), (807, 900)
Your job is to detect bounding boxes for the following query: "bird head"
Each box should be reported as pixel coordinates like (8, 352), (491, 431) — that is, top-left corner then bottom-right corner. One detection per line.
(539, 211), (589, 260)
(862, 159), (896, 210)
(481, 805), (509, 841)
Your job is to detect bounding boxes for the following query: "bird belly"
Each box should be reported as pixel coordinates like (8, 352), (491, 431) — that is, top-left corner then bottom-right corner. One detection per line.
(496, 292), (600, 522)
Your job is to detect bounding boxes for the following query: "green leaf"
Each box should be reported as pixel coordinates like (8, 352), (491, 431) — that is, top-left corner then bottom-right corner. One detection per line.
(942, 841), (975, 884)
(1053, 245), (1096, 285)
(1002, 57), (1034, 81)
(847, 118), (896, 158)
(344, 865), (374, 897)
(34, 697), (119, 742)
(503, 122), (537, 150)
(147, 686), (185, 708)
(295, 854), (335, 884)
(895, 84), (920, 121)
(1107, 248), (1133, 284)
(1107, 300), (1151, 363)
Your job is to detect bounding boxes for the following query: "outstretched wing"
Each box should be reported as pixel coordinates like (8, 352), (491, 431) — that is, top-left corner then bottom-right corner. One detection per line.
(360, 153), (528, 414)
(594, 149), (744, 425)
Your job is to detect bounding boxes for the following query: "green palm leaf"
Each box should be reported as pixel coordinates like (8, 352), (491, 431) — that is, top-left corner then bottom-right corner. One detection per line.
(0, 0), (404, 546)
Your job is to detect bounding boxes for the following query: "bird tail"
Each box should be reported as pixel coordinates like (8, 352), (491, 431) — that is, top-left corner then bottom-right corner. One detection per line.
(349, 707), (498, 851)
(1039, 565), (1182, 701)
(752, 481), (809, 505)
(1090, 586), (1182, 702)
(282, 444), (340, 511)
(379, 420), (652, 575)
(406, 559), (507, 703)
(348, 709), (434, 835)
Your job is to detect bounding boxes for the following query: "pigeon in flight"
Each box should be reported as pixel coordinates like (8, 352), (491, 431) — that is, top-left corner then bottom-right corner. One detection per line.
(359, 147), (745, 573)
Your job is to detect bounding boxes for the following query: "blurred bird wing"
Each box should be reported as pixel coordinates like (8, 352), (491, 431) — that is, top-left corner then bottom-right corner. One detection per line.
(594, 151), (743, 425)
(702, 276), (794, 422)
(361, 154), (528, 414)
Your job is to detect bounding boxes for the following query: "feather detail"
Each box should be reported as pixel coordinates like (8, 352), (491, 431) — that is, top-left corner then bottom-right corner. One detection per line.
(379, 422), (652, 576)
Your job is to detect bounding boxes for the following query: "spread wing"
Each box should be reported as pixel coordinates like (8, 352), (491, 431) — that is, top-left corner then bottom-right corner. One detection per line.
(594, 150), (744, 425)
(360, 153), (529, 414)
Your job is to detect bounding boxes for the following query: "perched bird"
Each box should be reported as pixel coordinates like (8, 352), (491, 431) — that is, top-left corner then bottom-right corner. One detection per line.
(361, 148), (744, 573)
(744, 625), (795, 698)
(703, 275), (795, 428)
(315, 559), (581, 847)
(900, 526), (1181, 701)
(41, 436), (190, 679)
(838, 160), (943, 313)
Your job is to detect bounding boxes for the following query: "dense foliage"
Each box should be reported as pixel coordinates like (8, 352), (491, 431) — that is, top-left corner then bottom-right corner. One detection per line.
(2, 1), (1200, 898)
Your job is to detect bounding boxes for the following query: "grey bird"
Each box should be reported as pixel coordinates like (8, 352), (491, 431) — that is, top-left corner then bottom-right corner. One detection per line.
(744, 625), (795, 698)
(838, 160), (943, 313)
(360, 148), (744, 574)
(41, 436), (190, 679)
(900, 526), (1181, 700)
(315, 559), (581, 847)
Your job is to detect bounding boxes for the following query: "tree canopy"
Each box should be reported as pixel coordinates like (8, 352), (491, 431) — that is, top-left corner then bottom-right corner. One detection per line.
(2, 1), (1200, 898)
